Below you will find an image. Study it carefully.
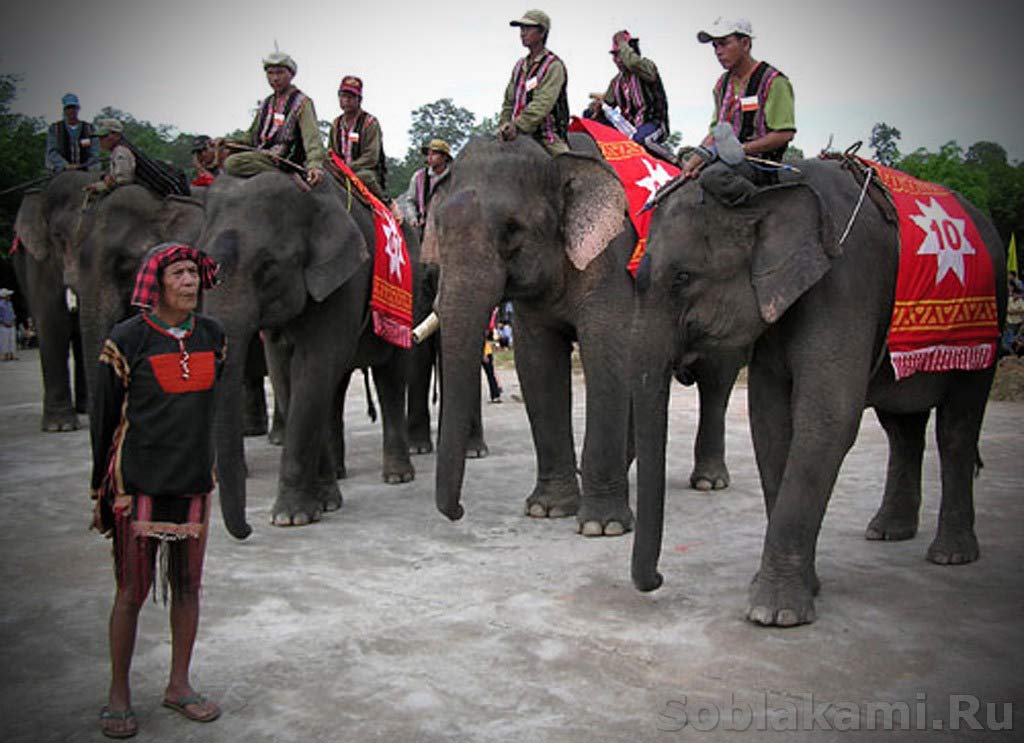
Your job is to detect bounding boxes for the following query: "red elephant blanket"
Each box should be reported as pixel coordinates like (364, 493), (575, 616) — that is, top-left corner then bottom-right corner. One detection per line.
(569, 117), (680, 276)
(860, 159), (999, 380)
(329, 152), (412, 349)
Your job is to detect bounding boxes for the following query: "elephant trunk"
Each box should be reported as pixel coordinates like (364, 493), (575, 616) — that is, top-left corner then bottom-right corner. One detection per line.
(630, 301), (675, 592)
(213, 319), (255, 540)
(434, 270), (504, 521)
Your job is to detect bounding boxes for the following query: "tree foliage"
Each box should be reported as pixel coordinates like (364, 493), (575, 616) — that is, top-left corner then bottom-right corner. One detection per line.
(387, 98), (479, 198)
(870, 122), (901, 166)
(0, 74), (47, 253)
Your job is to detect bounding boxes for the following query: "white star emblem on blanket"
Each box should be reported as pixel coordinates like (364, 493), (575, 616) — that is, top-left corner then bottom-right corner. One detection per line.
(909, 198), (976, 286)
(635, 158), (674, 202)
(382, 213), (405, 281)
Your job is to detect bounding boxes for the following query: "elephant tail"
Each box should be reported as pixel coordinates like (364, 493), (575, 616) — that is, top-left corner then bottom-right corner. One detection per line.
(362, 367), (377, 423)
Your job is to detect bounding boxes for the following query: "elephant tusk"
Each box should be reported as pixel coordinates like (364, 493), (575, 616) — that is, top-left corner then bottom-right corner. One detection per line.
(412, 311), (440, 344)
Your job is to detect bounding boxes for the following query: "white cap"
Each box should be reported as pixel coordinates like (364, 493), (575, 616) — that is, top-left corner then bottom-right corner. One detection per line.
(697, 17), (754, 43)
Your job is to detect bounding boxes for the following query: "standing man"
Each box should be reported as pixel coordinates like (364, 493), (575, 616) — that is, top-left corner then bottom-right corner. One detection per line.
(400, 138), (452, 231)
(0, 288), (16, 361)
(91, 243), (224, 739)
(223, 51), (325, 187)
(45, 93), (99, 174)
(328, 75), (390, 202)
(498, 10), (569, 156)
(680, 17), (795, 182)
(588, 30), (672, 159)
(86, 119), (135, 195)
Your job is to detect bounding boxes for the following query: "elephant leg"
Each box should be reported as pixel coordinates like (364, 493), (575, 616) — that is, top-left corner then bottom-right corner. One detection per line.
(331, 371), (351, 480)
(264, 331), (289, 446)
(747, 364), (862, 627)
(927, 372), (992, 565)
(372, 356), (416, 484)
(689, 353), (741, 491)
(576, 330), (633, 537)
(70, 313), (88, 415)
(319, 429), (343, 512)
(515, 319), (579, 519)
(243, 334), (269, 436)
(407, 335), (435, 454)
(435, 332), (488, 458)
(865, 409), (928, 541)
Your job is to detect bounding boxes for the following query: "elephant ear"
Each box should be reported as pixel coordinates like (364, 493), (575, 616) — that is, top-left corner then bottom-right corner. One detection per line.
(749, 183), (834, 324)
(304, 190), (370, 302)
(14, 191), (50, 262)
(420, 178), (451, 265)
(554, 152), (627, 271)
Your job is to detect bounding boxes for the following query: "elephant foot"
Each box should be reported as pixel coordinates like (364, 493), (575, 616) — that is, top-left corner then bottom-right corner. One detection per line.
(271, 481), (339, 526)
(926, 529), (979, 565)
(746, 570), (818, 627)
(382, 456), (415, 484)
(690, 459), (730, 491)
(267, 426), (285, 446)
(865, 509), (918, 541)
(576, 495), (634, 537)
(525, 476), (580, 519)
(321, 481), (343, 513)
(409, 438), (434, 455)
(465, 437), (489, 459)
(335, 463), (347, 480)
(41, 411), (80, 432)
(271, 501), (322, 527)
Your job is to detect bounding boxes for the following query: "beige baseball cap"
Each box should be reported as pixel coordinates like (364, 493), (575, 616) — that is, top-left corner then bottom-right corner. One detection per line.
(697, 17), (754, 42)
(510, 9), (550, 31)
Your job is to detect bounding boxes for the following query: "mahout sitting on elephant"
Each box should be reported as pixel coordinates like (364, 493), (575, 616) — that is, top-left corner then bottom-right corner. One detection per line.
(199, 167), (419, 537)
(630, 158), (1006, 626)
(429, 134), (742, 537)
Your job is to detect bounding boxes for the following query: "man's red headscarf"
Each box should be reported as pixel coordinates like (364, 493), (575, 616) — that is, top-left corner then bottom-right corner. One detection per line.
(130, 242), (219, 311)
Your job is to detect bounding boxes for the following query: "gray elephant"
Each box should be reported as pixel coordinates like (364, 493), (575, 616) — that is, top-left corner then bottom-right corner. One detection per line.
(630, 160), (1007, 626)
(14, 171), (211, 429)
(199, 170), (419, 538)
(15, 172), (271, 435)
(430, 135), (740, 536)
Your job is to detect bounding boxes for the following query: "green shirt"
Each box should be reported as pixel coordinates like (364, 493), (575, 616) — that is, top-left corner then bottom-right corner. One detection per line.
(604, 41), (659, 101)
(499, 49), (568, 136)
(244, 89), (326, 170)
(329, 111), (382, 175)
(709, 69), (796, 133)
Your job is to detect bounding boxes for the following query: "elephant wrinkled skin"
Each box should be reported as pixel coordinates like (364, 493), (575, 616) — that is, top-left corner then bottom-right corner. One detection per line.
(631, 160), (1007, 627)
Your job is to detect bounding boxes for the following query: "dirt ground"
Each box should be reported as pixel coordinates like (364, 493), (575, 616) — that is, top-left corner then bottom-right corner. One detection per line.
(1, 347), (1022, 742)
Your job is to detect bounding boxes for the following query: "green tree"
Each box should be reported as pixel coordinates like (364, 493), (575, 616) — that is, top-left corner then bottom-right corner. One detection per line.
(95, 106), (193, 171)
(898, 141), (989, 213)
(387, 99), (479, 198)
(0, 74), (47, 250)
(870, 122), (901, 166)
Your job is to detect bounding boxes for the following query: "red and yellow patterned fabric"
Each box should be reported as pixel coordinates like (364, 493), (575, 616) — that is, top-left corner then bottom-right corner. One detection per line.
(569, 117), (679, 276)
(860, 158), (999, 380)
(329, 151), (412, 348)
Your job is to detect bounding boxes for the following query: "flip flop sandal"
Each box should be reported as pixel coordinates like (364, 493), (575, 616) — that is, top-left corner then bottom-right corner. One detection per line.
(162, 694), (222, 723)
(99, 706), (138, 739)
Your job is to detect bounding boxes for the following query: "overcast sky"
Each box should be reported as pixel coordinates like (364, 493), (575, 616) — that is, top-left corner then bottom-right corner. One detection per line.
(3, 0), (1023, 164)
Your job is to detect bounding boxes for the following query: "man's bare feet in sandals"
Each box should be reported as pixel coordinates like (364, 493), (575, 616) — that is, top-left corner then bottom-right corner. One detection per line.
(162, 691), (221, 722)
(99, 706), (137, 738)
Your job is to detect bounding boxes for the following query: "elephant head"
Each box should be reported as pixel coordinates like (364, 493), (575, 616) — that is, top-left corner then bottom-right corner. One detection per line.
(631, 166), (836, 591)
(199, 171), (369, 539)
(430, 136), (626, 521)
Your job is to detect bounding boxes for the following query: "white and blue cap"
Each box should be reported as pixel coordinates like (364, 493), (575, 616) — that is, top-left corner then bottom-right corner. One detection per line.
(61, 92), (80, 108)
(697, 17), (754, 43)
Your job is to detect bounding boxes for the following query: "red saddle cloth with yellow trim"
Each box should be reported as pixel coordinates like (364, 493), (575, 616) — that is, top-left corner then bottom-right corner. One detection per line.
(569, 117), (680, 276)
(329, 151), (412, 348)
(860, 158), (999, 380)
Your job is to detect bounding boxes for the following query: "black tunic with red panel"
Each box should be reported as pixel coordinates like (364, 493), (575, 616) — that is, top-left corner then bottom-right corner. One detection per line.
(90, 313), (226, 502)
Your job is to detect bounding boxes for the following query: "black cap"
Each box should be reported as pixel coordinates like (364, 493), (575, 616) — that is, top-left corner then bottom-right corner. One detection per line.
(191, 135), (212, 153)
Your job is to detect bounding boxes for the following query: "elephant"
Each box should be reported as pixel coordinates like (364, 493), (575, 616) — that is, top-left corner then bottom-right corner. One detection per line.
(13, 171), (95, 430)
(630, 159), (1007, 627)
(406, 260), (488, 457)
(429, 135), (741, 536)
(14, 172), (270, 435)
(199, 169), (419, 538)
